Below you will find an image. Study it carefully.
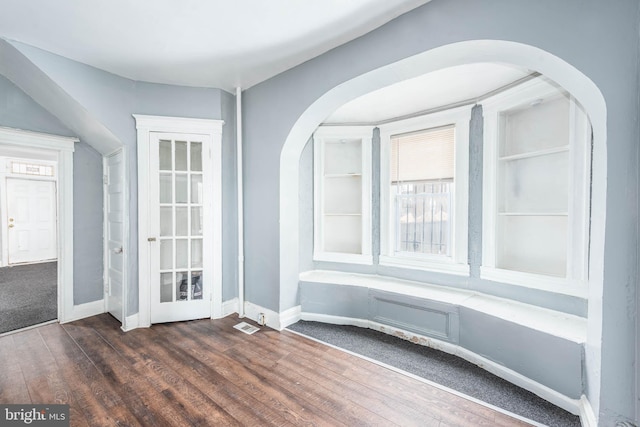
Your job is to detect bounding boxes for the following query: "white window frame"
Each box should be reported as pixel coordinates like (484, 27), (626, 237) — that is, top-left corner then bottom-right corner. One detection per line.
(379, 106), (471, 276)
(480, 78), (591, 298)
(313, 126), (373, 265)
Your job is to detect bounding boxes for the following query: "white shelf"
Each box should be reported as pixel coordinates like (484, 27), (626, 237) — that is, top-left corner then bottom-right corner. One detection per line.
(324, 173), (362, 178)
(499, 145), (568, 162)
(498, 212), (568, 216)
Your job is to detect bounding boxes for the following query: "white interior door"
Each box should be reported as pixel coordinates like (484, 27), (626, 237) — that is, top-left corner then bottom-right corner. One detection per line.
(105, 150), (124, 322)
(149, 132), (218, 323)
(7, 178), (57, 264)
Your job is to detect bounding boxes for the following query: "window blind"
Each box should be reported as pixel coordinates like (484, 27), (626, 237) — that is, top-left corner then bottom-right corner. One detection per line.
(391, 125), (455, 183)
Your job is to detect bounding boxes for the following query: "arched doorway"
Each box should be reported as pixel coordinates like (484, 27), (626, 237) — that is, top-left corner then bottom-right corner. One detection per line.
(279, 39), (607, 413)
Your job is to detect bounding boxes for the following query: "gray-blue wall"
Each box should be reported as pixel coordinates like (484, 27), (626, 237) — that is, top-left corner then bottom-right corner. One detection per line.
(1, 45), (238, 315)
(0, 74), (104, 304)
(243, 1), (639, 425)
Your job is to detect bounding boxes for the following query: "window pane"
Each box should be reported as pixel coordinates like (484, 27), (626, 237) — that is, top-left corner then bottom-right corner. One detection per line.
(191, 207), (202, 236)
(176, 207), (188, 236)
(191, 141), (202, 172)
(191, 174), (203, 204)
(176, 239), (188, 269)
(160, 207), (172, 236)
(394, 182), (451, 255)
(191, 239), (203, 268)
(175, 174), (188, 203)
(176, 271), (189, 301)
(160, 239), (172, 270)
(159, 173), (172, 203)
(175, 141), (188, 171)
(159, 140), (172, 170)
(160, 272), (173, 303)
(191, 271), (203, 300)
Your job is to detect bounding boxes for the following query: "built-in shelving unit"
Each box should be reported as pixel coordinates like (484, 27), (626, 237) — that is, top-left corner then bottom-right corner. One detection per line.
(313, 126), (373, 264)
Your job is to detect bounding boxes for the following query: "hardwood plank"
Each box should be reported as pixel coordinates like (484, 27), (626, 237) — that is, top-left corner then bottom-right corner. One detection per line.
(0, 335), (31, 403)
(40, 322), (144, 427)
(83, 315), (257, 426)
(153, 320), (328, 426)
(0, 315), (535, 427)
(62, 320), (210, 427)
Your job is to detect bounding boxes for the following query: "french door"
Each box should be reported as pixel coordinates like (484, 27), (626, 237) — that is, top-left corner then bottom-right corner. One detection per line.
(148, 131), (219, 323)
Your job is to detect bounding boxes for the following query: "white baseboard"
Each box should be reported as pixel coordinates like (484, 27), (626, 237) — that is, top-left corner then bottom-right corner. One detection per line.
(299, 312), (581, 416)
(243, 301), (279, 329)
(221, 298), (239, 317)
(121, 313), (140, 332)
(579, 395), (597, 427)
(243, 301), (301, 331)
(279, 305), (301, 329)
(61, 299), (105, 324)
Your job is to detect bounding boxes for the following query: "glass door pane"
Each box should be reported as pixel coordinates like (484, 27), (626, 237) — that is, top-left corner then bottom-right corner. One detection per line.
(158, 138), (205, 303)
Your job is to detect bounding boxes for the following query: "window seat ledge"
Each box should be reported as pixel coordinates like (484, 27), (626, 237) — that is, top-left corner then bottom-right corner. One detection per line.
(299, 269), (587, 343)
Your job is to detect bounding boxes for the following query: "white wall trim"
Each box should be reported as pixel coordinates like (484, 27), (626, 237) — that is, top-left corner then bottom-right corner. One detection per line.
(279, 304), (302, 329)
(244, 301), (280, 329)
(62, 299), (105, 324)
(134, 115), (224, 329)
(243, 301), (301, 331)
(222, 298), (239, 317)
(299, 312), (581, 415)
(121, 313), (140, 332)
(579, 395), (598, 427)
(0, 126), (77, 151)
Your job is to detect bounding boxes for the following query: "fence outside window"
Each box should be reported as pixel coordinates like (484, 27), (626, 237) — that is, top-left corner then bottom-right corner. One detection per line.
(393, 180), (452, 256)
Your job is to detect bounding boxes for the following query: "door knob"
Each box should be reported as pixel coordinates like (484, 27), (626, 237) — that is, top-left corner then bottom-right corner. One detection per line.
(113, 247), (123, 254)
(8, 224), (14, 228)
(8, 218), (13, 222)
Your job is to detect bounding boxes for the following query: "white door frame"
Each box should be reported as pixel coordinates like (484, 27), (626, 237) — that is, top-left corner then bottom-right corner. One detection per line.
(0, 126), (76, 323)
(134, 115), (224, 328)
(103, 148), (127, 326)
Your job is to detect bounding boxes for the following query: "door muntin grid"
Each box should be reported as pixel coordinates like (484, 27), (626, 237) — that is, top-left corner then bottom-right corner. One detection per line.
(158, 138), (204, 303)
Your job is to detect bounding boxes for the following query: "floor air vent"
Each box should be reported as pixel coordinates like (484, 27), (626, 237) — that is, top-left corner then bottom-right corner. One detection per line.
(233, 322), (260, 335)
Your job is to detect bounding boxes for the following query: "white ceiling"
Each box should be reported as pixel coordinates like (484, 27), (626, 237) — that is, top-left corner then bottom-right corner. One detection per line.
(0, 0), (429, 91)
(324, 63), (532, 124)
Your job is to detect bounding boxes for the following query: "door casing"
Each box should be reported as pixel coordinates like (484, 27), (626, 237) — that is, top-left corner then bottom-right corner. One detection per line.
(134, 115), (223, 329)
(0, 127), (76, 323)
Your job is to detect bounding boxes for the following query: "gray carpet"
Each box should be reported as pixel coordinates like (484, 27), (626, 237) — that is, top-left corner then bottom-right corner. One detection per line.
(288, 320), (580, 427)
(0, 262), (57, 334)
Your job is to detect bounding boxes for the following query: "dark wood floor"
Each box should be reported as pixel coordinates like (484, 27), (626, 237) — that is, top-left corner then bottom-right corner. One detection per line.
(0, 314), (533, 426)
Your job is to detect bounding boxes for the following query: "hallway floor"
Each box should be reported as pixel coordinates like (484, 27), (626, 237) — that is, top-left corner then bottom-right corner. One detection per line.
(0, 261), (56, 334)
